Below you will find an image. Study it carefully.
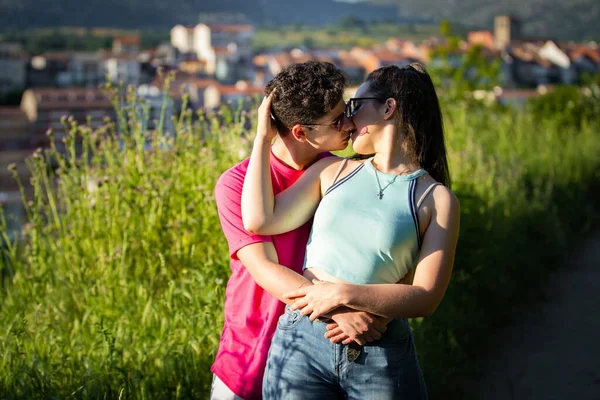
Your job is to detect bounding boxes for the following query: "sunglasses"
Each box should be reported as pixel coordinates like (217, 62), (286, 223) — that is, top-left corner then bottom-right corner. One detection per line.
(300, 111), (346, 132)
(345, 97), (386, 119)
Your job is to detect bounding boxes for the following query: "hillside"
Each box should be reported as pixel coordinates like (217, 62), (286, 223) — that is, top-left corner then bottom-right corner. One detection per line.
(0, 0), (598, 41)
(367, 0), (600, 41)
(0, 0), (399, 29)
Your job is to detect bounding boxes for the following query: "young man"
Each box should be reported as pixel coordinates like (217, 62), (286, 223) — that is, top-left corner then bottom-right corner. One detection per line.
(211, 61), (387, 400)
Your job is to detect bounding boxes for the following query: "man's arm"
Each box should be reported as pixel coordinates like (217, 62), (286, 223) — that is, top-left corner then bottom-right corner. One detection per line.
(237, 242), (310, 304)
(237, 242), (388, 344)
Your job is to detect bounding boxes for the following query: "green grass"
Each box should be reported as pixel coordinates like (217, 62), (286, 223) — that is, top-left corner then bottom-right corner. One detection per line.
(253, 23), (441, 51)
(1, 74), (599, 399)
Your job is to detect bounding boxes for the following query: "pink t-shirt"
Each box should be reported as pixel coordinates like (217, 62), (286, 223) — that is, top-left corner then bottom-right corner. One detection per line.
(211, 151), (330, 399)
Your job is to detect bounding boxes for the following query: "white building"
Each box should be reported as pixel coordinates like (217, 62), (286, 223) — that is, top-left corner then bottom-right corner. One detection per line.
(99, 52), (141, 86)
(170, 25), (196, 55)
(170, 23), (254, 81)
(193, 24), (253, 61)
(0, 43), (27, 96)
(538, 41), (578, 85)
(70, 52), (102, 88)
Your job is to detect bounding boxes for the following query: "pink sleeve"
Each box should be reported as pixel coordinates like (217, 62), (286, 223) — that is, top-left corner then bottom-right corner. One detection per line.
(214, 174), (271, 260)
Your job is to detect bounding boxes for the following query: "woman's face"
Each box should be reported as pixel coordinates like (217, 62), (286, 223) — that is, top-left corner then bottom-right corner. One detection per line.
(348, 82), (385, 155)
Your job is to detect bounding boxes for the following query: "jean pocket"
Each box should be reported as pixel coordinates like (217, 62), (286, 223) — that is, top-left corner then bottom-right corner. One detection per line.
(276, 306), (303, 331)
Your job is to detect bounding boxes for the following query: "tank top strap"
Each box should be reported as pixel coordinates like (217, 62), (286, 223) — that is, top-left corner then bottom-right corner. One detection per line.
(331, 158), (349, 186)
(416, 182), (442, 209)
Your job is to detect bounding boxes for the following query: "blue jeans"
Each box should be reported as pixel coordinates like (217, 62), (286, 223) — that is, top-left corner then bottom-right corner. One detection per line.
(263, 306), (428, 399)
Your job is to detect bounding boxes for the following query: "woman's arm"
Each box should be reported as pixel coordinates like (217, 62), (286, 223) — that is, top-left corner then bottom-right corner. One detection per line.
(237, 242), (388, 345)
(241, 94), (335, 235)
(285, 186), (460, 319)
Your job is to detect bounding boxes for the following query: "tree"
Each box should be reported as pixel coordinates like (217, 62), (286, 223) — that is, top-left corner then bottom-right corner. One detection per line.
(338, 14), (365, 30)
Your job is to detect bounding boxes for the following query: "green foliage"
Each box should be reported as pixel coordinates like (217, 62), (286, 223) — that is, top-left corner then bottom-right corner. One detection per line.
(364, 0), (600, 42)
(0, 74), (253, 399)
(1, 69), (599, 399)
(253, 23), (439, 51)
(527, 81), (600, 129)
(1, 28), (168, 55)
(440, 19), (452, 37)
(337, 14), (366, 30)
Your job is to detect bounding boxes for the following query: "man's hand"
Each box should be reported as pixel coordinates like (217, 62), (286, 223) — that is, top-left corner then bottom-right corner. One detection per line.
(327, 307), (389, 346)
(256, 92), (278, 142)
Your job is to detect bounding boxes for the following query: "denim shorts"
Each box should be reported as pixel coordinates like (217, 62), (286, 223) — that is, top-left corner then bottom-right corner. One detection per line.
(263, 306), (428, 399)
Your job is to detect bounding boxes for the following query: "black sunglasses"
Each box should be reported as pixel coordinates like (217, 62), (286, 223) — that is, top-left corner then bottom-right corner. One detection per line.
(345, 97), (386, 118)
(300, 111), (346, 132)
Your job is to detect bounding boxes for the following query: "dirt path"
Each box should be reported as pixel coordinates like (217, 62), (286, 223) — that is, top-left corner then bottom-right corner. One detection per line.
(473, 233), (600, 400)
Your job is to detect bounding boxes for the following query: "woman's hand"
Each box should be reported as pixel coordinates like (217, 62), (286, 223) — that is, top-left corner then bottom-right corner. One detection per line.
(256, 92), (278, 142)
(283, 280), (350, 321)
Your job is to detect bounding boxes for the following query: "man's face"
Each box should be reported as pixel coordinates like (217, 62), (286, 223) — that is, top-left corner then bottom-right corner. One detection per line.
(300, 99), (356, 152)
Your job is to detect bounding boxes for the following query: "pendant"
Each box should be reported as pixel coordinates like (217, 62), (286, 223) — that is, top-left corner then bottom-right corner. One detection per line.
(377, 190), (383, 199)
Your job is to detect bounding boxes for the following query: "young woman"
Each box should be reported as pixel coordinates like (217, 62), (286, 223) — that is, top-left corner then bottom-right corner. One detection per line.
(242, 64), (460, 399)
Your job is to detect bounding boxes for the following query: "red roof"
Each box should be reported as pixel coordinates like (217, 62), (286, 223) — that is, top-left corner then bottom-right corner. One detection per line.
(217, 82), (264, 96)
(0, 107), (27, 119)
(568, 45), (600, 64)
(38, 52), (71, 62)
(28, 88), (112, 110)
(213, 46), (233, 55)
(114, 36), (140, 45)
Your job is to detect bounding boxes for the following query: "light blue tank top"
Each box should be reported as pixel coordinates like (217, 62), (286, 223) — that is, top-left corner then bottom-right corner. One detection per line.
(303, 158), (427, 284)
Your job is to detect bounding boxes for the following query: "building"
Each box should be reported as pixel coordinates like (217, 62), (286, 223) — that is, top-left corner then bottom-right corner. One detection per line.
(195, 24), (254, 82)
(113, 35), (140, 55)
(495, 15), (522, 50)
(337, 50), (366, 85)
(170, 25), (196, 55)
(69, 52), (102, 88)
(152, 43), (178, 67)
(538, 41), (578, 84)
(136, 84), (176, 134)
(468, 31), (495, 50)
(171, 23), (255, 82)
(98, 51), (141, 86)
(566, 44), (600, 81)
(204, 80), (263, 111)
(0, 43), (27, 98)
(0, 107), (34, 234)
(0, 107), (32, 151)
(20, 88), (115, 146)
(28, 52), (71, 87)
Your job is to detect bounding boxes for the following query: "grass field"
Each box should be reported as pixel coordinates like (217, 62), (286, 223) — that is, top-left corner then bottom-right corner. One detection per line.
(1, 76), (599, 399)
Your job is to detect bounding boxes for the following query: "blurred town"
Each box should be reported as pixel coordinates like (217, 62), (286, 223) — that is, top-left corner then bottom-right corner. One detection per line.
(1, 13), (599, 234)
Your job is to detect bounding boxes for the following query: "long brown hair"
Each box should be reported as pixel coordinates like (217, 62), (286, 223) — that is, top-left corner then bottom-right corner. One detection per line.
(364, 63), (451, 187)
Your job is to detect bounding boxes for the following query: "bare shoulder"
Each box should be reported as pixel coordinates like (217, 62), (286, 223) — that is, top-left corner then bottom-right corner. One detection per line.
(319, 157), (365, 190)
(430, 185), (460, 218)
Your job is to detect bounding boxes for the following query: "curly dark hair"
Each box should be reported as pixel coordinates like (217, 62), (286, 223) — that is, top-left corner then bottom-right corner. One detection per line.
(265, 61), (346, 134)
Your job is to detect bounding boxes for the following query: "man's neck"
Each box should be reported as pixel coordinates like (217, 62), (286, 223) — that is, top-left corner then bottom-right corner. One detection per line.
(271, 136), (321, 171)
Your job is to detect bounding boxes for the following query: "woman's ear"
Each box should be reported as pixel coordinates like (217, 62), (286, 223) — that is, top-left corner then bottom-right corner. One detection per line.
(383, 98), (397, 120)
(291, 124), (308, 142)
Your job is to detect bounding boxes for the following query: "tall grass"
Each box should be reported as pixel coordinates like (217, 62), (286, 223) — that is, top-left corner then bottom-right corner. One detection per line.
(1, 77), (599, 399)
